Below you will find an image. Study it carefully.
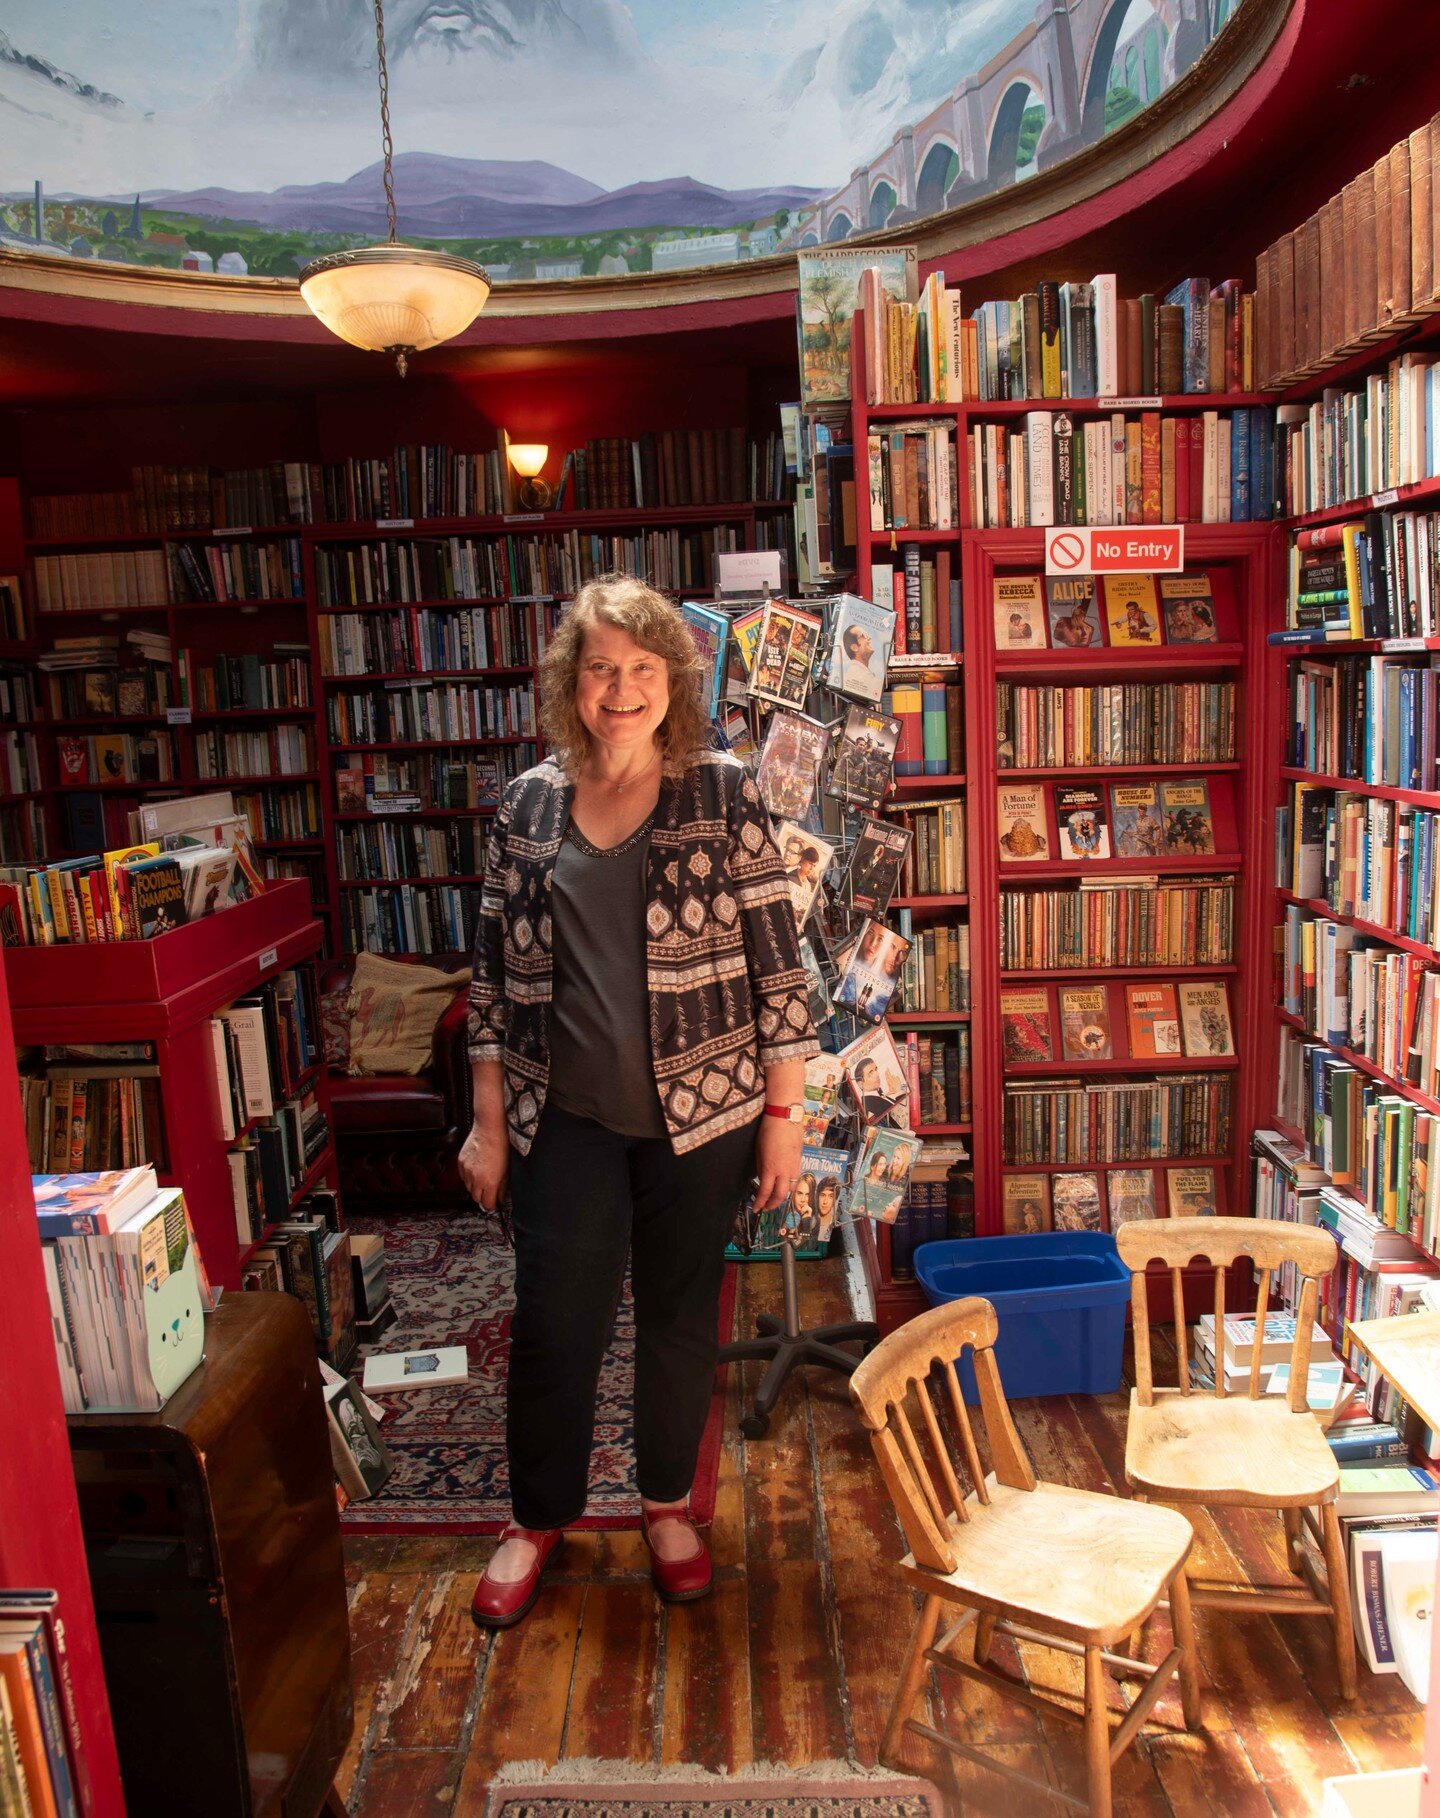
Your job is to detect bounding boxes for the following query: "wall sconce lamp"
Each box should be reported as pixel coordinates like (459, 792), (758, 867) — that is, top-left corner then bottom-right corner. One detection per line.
(509, 443), (551, 510)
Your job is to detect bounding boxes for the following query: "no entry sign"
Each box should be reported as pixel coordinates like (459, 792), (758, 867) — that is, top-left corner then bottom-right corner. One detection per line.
(1044, 526), (1185, 574)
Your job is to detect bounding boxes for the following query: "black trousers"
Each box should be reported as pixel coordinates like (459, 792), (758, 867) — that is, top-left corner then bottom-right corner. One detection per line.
(505, 1101), (758, 1530)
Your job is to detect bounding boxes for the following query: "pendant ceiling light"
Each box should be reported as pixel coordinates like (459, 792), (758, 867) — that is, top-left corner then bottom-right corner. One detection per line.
(298, 0), (490, 376)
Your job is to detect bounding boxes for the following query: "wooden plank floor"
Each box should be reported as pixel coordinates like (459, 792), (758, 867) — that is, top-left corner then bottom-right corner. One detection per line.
(337, 1257), (1423, 1815)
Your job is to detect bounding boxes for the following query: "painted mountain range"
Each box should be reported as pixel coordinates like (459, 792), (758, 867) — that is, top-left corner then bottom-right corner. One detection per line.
(145, 153), (823, 240)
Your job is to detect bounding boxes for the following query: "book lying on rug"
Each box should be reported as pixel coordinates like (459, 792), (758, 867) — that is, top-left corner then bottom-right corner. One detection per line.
(362, 1345), (469, 1393)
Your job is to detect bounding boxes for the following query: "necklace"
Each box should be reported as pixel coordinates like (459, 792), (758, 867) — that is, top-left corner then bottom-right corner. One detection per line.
(588, 749), (661, 795)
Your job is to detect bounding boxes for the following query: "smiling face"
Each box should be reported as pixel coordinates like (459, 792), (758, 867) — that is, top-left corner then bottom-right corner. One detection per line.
(575, 622), (670, 762)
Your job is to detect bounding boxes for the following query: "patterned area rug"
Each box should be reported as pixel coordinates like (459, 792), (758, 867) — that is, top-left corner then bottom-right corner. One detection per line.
(341, 1212), (738, 1534)
(486, 1782), (943, 1818)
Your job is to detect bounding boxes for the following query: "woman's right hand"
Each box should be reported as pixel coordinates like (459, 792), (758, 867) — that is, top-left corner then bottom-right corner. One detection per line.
(458, 1118), (509, 1213)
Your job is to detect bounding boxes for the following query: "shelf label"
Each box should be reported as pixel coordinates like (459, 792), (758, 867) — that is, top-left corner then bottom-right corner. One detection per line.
(1371, 488), (1400, 508)
(1095, 396), (1163, 410)
(1045, 525), (1184, 575)
(1385, 637), (1427, 652)
(257, 945), (279, 971)
(217, 526), (251, 537)
(502, 512), (545, 524)
(508, 594), (555, 603)
(375, 517), (415, 530)
(166, 706), (192, 725)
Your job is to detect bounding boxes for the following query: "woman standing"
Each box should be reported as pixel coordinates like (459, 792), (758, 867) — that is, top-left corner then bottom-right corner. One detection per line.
(461, 574), (818, 1627)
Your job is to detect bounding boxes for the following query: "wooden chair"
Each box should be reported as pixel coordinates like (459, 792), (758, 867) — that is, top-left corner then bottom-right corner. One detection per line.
(1115, 1215), (1356, 1700)
(849, 1296), (1201, 1818)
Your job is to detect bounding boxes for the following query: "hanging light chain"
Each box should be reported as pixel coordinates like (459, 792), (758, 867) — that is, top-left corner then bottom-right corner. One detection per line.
(373, 0), (398, 244)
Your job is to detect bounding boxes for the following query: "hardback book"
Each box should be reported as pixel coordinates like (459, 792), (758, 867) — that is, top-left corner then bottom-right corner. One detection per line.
(1265, 1361), (1354, 1411)
(993, 575), (1046, 649)
(1000, 987), (1055, 1063)
(832, 918), (911, 1024)
(362, 1346), (470, 1393)
(1125, 983), (1182, 1057)
(1193, 1311), (1330, 1368)
(1166, 1166), (1220, 1217)
(1110, 783), (1166, 858)
(324, 1375), (396, 1501)
(755, 708), (828, 822)
(827, 705), (901, 811)
(1159, 779), (1215, 853)
(1055, 784), (1111, 860)
(1052, 1171), (1104, 1231)
(1045, 574), (1102, 648)
(1002, 1172), (1052, 1234)
(679, 601), (730, 716)
(775, 821), (836, 932)
(1337, 1464), (1440, 1518)
(1159, 573), (1219, 642)
(850, 1127), (924, 1225)
(997, 784), (1049, 861)
(797, 246), (918, 407)
(1059, 984), (1113, 1060)
(844, 819), (911, 916)
(839, 1023), (910, 1130)
(748, 601), (823, 708)
(1108, 1169), (1158, 1227)
(1102, 575), (1163, 645)
(825, 592), (895, 703)
(1178, 980), (1235, 1056)
(31, 1166), (158, 1237)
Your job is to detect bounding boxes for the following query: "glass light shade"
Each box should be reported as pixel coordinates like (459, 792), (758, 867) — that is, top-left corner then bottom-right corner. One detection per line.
(298, 244), (491, 354)
(508, 443), (549, 478)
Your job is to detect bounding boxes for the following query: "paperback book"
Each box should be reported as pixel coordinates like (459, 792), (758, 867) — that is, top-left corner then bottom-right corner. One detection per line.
(997, 784), (1049, 861)
(1110, 783), (1166, 858)
(993, 575), (1046, 649)
(1055, 784), (1111, 860)
(1002, 1172), (1052, 1233)
(1125, 983), (1182, 1057)
(1053, 1171), (1104, 1231)
(1178, 980), (1235, 1056)
(362, 1346), (470, 1393)
(1167, 1166), (1220, 1217)
(1108, 1169), (1159, 1226)
(1159, 779), (1215, 853)
(1045, 574), (1102, 648)
(1159, 574), (1219, 642)
(1103, 575), (1162, 645)
(1000, 987), (1055, 1063)
(1059, 984), (1113, 1060)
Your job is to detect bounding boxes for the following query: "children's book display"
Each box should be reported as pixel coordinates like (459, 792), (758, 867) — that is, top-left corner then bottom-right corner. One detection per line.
(691, 585), (965, 1262)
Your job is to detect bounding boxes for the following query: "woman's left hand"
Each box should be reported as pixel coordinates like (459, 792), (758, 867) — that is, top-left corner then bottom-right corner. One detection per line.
(754, 1114), (806, 1211)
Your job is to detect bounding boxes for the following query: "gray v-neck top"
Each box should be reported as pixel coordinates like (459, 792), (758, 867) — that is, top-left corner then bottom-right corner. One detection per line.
(546, 812), (668, 1139)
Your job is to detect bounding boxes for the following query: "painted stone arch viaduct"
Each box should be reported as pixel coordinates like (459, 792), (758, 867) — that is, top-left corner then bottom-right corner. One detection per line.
(791, 0), (1218, 247)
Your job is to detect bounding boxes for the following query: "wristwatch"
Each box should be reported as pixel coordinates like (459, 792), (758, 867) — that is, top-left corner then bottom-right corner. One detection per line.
(763, 1102), (805, 1122)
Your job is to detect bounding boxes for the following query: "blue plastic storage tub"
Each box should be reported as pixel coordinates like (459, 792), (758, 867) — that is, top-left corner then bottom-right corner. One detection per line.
(913, 1232), (1129, 1402)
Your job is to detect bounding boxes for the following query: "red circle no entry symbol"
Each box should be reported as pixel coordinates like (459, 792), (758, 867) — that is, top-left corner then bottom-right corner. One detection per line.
(1050, 532), (1086, 571)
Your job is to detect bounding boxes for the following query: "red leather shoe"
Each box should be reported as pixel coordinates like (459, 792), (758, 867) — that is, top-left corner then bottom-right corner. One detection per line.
(640, 1505), (713, 1602)
(470, 1524), (566, 1629)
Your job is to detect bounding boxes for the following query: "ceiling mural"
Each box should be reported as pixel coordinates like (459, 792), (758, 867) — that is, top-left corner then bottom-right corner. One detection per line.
(0, 1), (1242, 283)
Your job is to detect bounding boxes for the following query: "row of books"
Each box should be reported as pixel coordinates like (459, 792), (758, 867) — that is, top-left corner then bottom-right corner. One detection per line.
(1002, 1162), (1224, 1235)
(314, 537), (505, 608)
(868, 546), (962, 655)
(994, 569), (1228, 651)
(0, 802), (46, 869)
(905, 1029), (971, 1127)
(1002, 1074), (1233, 1165)
(884, 799), (966, 895)
(969, 408), (1276, 529)
(504, 525), (745, 599)
(1286, 652), (1440, 792)
(229, 1093), (332, 1248)
(333, 751), (515, 814)
(0, 670), (37, 723)
(864, 423), (959, 531)
(4, 838), (241, 947)
(1255, 113), (1440, 387)
(336, 821), (488, 881)
(886, 678), (963, 777)
(998, 776), (1226, 864)
(999, 876), (1236, 970)
(0, 574), (27, 640)
(237, 782), (324, 841)
(38, 624), (170, 671)
(38, 658), (174, 720)
(1001, 978), (1234, 1067)
(324, 681), (535, 747)
(316, 601), (536, 676)
(1281, 903), (1440, 1099)
(33, 1167), (208, 1413)
(20, 1064), (167, 1171)
(0, 1585), (89, 1818)
(885, 1169), (959, 1280)
(1277, 354), (1440, 514)
(891, 916), (969, 1014)
(997, 679), (1236, 770)
(54, 729), (175, 786)
(194, 725), (314, 778)
(30, 464), (215, 535)
(168, 537), (304, 605)
(1283, 781), (1440, 950)
(1281, 511), (1440, 643)
(262, 854), (326, 900)
(241, 1199), (357, 1373)
(31, 549), (170, 613)
(211, 964), (323, 1122)
(1, 731), (40, 798)
(551, 429), (789, 511)
(339, 883), (478, 957)
(179, 646), (313, 713)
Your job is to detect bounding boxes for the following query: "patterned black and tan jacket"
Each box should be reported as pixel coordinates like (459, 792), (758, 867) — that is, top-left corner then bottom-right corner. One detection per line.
(467, 751), (818, 1154)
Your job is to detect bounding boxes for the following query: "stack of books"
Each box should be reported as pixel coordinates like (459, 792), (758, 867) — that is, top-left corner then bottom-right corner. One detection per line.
(1188, 1311), (1339, 1399)
(349, 1233), (397, 1342)
(1343, 1464), (1439, 1701)
(0, 1587), (89, 1818)
(33, 1167), (209, 1414)
(242, 1195), (357, 1374)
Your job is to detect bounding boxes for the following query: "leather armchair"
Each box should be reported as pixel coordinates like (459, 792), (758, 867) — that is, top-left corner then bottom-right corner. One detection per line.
(320, 955), (474, 1212)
